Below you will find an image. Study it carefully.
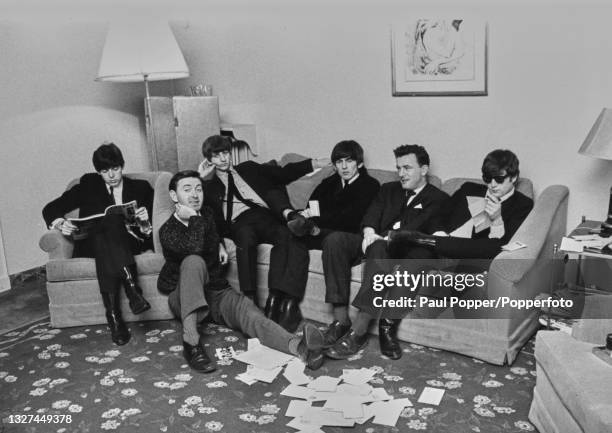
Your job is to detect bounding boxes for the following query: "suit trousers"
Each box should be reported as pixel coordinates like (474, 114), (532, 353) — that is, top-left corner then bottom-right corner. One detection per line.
(230, 208), (309, 298)
(321, 231), (363, 305)
(351, 240), (436, 319)
(168, 255), (293, 353)
(91, 215), (142, 294)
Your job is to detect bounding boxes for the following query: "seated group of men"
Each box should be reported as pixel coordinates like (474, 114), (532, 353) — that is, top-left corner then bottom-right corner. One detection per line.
(42, 137), (533, 373)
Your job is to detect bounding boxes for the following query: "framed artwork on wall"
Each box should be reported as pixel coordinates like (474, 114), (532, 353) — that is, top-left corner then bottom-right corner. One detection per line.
(391, 19), (488, 96)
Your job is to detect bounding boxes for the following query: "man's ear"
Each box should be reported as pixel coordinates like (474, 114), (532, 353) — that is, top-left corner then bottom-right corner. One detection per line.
(358, 162), (364, 169)
(420, 164), (430, 176)
(511, 175), (518, 184)
(169, 190), (178, 203)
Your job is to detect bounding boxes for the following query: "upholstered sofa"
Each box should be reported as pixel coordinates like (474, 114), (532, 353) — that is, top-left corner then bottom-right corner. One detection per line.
(40, 156), (569, 366)
(232, 154), (569, 366)
(529, 324), (612, 433)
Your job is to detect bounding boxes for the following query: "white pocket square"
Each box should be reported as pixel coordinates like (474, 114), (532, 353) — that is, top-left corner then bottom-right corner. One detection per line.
(414, 203), (423, 209)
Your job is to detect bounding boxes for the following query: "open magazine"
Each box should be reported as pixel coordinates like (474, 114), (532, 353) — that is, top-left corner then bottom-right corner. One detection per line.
(68, 200), (138, 240)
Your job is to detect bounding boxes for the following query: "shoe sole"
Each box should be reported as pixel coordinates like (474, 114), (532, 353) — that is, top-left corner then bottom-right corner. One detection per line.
(324, 339), (368, 360)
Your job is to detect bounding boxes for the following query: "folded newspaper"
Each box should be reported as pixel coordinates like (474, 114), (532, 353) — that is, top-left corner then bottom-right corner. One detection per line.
(68, 200), (138, 240)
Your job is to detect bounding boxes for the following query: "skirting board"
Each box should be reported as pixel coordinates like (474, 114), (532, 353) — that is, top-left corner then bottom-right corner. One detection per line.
(0, 275), (10, 293)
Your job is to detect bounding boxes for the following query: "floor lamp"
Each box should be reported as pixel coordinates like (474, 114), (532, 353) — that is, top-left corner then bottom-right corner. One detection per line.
(579, 108), (612, 237)
(95, 20), (190, 171)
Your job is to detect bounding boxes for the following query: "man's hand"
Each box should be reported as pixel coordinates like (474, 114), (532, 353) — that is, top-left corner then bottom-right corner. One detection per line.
(198, 159), (215, 178)
(135, 207), (149, 222)
(218, 244), (228, 265)
(312, 157), (332, 169)
(484, 195), (502, 220)
(175, 203), (197, 220)
(59, 220), (77, 236)
(362, 229), (382, 254)
(299, 208), (313, 218)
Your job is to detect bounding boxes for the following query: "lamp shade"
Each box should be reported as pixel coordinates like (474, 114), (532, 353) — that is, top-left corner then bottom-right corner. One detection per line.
(96, 20), (189, 83)
(578, 108), (612, 160)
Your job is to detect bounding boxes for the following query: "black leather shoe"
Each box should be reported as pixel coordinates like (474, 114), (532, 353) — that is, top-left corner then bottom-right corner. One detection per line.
(101, 292), (130, 346)
(297, 323), (325, 370)
(183, 339), (216, 373)
(322, 320), (351, 347)
(287, 212), (315, 237)
(105, 311), (130, 346)
(278, 297), (303, 333)
(122, 266), (151, 315)
(324, 329), (368, 360)
(264, 292), (284, 322)
(378, 318), (402, 360)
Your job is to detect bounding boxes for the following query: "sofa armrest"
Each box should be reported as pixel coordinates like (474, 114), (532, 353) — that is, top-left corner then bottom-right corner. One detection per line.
(488, 185), (569, 284)
(39, 230), (74, 260)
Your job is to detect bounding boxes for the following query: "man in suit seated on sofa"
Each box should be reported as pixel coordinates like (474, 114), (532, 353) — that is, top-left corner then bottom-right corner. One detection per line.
(322, 144), (449, 360)
(42, 142), (153, 346)
(389, 149), (534, 259)
(158, 170), (325, 373)
(199, 135), (330, 333)
(374, 149), (535, 351)
(288, 140), (381, 248)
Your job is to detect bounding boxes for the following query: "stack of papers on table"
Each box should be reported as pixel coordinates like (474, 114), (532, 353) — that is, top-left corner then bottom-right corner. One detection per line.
(560, 235), (612, 253)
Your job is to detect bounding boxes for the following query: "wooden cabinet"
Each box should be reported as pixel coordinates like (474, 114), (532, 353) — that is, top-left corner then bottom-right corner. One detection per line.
(145, 96), (220, 172)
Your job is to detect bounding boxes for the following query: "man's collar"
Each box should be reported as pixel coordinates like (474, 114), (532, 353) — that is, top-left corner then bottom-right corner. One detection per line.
(412, 183), (426, 196)
(342, 172), (360, 186)
(498, 187), (515, 203)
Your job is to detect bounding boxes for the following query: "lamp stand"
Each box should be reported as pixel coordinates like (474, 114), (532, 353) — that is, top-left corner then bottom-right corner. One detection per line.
(143, 75), (160, 171)
(601, 186), (612, 237)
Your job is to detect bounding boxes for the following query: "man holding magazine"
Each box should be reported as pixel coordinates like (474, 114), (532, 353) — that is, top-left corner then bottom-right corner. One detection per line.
(42, 142), (153, 346)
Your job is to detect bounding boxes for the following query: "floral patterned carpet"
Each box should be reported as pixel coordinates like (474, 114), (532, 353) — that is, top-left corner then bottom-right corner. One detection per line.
(0, 318), (539, 433)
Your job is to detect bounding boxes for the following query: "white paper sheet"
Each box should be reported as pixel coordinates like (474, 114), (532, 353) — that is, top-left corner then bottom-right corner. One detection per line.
(417, 387), (445, 405)
(307, 375), (341, 392)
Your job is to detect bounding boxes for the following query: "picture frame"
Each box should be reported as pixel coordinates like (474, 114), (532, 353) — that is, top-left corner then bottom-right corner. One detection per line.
(391, 19), (488, 96)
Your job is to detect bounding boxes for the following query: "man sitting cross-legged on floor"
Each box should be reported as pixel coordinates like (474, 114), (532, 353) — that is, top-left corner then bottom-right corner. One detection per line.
(157, 170), (325, 373)
(322, 144), (448, 361)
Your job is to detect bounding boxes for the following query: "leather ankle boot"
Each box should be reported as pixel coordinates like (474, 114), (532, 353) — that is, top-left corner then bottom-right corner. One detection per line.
(278, 296), (303, 333)
(264, 292), (284, 322)
(101, 292), (130, 346)
(378, 318), (402, 360)
(122, 266), (151, 314)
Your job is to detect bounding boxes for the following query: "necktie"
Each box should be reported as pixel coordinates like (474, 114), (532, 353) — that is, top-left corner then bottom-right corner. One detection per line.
(225, 172), (258, 223)
(404, 189), (416, 206)
(109, 186), (116, 205)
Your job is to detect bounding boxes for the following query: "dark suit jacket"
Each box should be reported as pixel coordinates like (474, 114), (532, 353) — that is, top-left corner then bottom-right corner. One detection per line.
(42, 173), (154, 256)
(361, 182), (449, 236)
(308, 169), (380, 233)
(203, 159), (314, 237)
(434, 181), (534, 258)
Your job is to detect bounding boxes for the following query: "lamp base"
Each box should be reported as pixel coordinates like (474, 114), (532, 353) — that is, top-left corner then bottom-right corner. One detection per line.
(600, 220), (612, 238)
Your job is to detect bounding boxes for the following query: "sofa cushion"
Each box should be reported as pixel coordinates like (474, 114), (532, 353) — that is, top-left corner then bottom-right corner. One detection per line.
(535, 331), (612, 433)
(46, 252), (166, 282)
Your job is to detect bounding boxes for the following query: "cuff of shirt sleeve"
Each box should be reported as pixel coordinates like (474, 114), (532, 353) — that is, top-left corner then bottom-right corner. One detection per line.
(50, 218), (65, 230)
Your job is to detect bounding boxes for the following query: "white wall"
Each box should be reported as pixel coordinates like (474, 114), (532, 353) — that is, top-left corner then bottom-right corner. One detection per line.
(1, 1), (611, 274)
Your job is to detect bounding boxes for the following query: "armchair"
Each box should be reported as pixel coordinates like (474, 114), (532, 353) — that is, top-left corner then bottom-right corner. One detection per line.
(39, 172), (175, 328)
